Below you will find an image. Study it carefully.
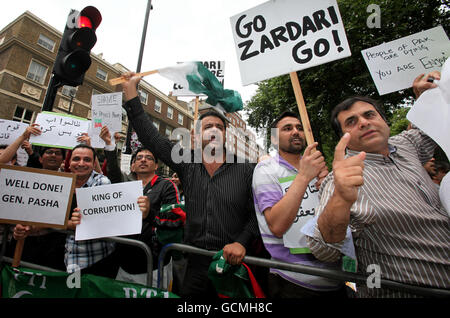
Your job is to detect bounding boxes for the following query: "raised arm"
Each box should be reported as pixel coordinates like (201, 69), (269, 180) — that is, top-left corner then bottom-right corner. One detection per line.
(121, 72), (184, 174)
(317, 133), (365, 243)
(0, 124), (41, 164)
(99, 126), (124, 184)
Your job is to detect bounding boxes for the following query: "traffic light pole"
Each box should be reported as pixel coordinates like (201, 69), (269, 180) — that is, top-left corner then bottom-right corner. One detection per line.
(42, 74), (62, 112)
(124, 0), (153, 154)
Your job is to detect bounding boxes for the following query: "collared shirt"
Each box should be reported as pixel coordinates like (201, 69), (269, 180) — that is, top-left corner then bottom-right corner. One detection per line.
(123, 97), (259, 251)
(65, 171), (115, 272)
(307, 128), (450, 297)
(252, 154), (342, 291)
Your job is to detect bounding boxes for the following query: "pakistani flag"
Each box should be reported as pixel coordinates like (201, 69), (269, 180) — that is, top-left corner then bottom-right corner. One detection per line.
(158, 62), (243, 113)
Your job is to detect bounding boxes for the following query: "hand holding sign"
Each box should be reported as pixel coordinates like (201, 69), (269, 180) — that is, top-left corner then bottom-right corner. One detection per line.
(332, 133), (366, 204)
(412, 71), (440, 99)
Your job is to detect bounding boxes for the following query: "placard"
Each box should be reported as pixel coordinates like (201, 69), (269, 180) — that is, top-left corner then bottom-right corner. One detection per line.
(29, 112), (90, 149)
(361, 26), (450, 95)
(0, 164), (76, 228)
(281, 176), (319, 249)
(172, 61), (225, 96)
(230, 0), (351, 86)
(0, 119), (29, 166)
(75, 181), (143, 241)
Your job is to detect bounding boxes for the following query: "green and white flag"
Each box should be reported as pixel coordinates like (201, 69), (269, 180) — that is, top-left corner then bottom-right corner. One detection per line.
(158, 62), (243, 113)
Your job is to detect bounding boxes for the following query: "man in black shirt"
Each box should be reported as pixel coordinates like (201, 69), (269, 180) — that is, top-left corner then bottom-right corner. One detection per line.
(121, 72), (261, 297)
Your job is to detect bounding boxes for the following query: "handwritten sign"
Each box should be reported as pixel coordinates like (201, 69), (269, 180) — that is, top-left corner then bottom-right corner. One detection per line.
(362, 26), (450, 95)
(90, 92), (123, 149)
(230, 0), (351, 86)
(0, 119), (29, 166)
(172, 61), (225, 96)
(29, 112), (90, 149)
(0, 164), (76, 228)
(279, 176), (320, 249)
(75, 181), (143, 241)
(407, 57), (450, 159)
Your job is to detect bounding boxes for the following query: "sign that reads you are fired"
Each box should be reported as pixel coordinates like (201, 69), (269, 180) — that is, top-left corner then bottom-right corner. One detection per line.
(230, 0), (351, 86)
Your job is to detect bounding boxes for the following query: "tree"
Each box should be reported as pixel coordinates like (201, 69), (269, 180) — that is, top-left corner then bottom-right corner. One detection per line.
(245, 0), (449, 166)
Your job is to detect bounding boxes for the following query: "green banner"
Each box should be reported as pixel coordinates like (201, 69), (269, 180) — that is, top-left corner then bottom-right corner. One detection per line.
(0, 265), (179, 298)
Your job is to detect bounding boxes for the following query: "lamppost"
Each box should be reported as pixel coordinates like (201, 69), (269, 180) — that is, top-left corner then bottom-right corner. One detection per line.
(124, 0), (153, 154)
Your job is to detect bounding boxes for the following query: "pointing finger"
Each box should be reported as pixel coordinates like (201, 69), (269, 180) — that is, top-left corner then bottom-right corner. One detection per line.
(334, 133), (350, 163)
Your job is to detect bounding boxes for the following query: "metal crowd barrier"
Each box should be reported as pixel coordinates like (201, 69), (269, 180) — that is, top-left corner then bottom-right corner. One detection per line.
(157, 243), (450, 298)
(0, 228), (154, 287)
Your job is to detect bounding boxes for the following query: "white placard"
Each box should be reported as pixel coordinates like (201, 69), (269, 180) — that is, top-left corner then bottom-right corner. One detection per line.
(0, 164), (75, 227)
(230, 0), (351, 86)
(172, 61), (225, 96)
(407, 57), (450, 160)
(282, 177), (320, 249)
(90, 92), (122, 149)
(29, 112), (90, 149)
(0, 119), (29, 166)
(361, 26), (450, 95)
(75, 181), (143, 241)
(439, 173), (450, 217)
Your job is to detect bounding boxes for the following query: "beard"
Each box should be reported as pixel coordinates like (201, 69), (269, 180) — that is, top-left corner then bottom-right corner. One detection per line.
(280, 138), (305, 154)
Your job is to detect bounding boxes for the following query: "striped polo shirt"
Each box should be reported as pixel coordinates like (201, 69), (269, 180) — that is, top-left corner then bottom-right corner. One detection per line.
(252, 154), (342, 291)
(307, 128), (450, 297)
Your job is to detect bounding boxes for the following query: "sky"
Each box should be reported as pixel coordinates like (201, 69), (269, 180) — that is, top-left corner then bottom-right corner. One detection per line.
(0, 0), (268, 140)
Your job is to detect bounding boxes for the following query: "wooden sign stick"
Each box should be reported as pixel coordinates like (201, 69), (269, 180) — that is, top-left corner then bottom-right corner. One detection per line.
(12, 238), (25, 267)
(109, 69), (159, 86)
(289, 72), (315, 148)
(194, 96), (200, 121)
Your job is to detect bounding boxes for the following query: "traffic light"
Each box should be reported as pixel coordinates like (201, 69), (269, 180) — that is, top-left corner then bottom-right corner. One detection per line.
(52, 6), (102, 87)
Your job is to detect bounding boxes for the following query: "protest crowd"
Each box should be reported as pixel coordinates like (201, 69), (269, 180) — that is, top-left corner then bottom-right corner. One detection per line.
(0, 1), (449, 301)
(0, 68), (448, 299)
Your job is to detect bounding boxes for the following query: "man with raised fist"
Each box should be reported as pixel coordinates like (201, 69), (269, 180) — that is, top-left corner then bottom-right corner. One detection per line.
(306, 72), (449, 297)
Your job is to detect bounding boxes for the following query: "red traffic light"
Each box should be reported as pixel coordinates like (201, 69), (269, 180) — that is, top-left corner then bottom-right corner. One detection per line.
(79, 6), (102, 30)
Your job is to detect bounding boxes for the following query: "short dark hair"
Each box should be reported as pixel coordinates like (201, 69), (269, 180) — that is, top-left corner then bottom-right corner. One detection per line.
(270, 111), (302, 138)
(40, 147), (66, 159)
(71, 144), (97, 161)
(435, 161), (450, 174)
(131, 147), (158, 164)
(331, 96), (388, 137)
(196, 110), (227, 133)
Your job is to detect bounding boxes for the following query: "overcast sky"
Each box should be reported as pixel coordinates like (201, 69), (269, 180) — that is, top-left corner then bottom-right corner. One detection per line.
(0, 0), (268, 138)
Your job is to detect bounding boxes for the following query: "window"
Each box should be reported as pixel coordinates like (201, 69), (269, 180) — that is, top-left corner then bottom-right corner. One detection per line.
(138, 90), (148, 105)
(154, 99), (161, 113)
(167, 106), (173, 119)
(37, 34), (55, 52)
(153, 119), (160, 131)
(165, 126), (172, 138)
(96, 68), (107, 81)
(26, 60), (47, 84)
(13, 106), (35, 124)
(178, 113), (183, 125)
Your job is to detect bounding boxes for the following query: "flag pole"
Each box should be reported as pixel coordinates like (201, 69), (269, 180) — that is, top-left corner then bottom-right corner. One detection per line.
(12, 238), (25, 267)
(289, 72), (315, 148)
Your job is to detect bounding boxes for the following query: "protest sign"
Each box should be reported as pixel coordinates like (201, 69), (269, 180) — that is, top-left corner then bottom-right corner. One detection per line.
(29, 112), (90, 149)
(281, 176), (319, 250)
(0, 119), (29, 166)
(362, 26), (450, 95)
(172, 61), (225, 96)
(230, 0), (351, 86)
(90, 92), (122, 148)
(0, 164), (75, 227)
(75, 181), (143, 241)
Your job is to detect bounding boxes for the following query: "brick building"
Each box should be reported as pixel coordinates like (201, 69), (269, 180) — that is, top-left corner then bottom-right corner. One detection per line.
(0, 11), (194, 176)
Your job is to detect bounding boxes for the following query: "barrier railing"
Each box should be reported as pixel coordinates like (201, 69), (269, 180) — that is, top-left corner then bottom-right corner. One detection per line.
(0, 229), (154, 287)
(157, 243), (450, 298)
